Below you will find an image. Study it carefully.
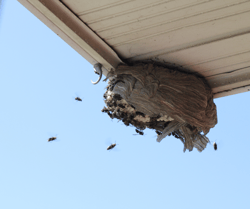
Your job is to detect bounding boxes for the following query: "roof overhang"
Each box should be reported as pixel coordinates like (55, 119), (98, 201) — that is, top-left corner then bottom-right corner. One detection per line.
(18, 0), (250, 98)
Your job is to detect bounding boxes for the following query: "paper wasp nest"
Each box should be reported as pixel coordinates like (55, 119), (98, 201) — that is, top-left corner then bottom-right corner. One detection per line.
(102, 62), (217, 152)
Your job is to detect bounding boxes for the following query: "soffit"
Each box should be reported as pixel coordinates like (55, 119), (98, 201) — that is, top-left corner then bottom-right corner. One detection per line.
(19, 0), (250, 98)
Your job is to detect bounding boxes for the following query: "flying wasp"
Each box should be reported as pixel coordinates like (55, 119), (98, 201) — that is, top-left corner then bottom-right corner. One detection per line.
(213, 142), (217, 151)
(107, 143), (116, 150)
(134, 129), (144, 135)
(75, 97), (82, 102)
(48, 137), (57, 142)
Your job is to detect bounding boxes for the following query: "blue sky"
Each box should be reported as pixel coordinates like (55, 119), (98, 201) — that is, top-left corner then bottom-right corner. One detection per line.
(0, 1), (250, 209)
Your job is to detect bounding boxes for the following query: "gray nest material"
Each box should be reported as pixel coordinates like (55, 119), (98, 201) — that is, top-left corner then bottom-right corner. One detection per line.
(102, 62), (217, 152)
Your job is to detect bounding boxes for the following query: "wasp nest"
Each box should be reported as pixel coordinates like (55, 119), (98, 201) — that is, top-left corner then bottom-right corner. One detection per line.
(102, 62), (217, 152)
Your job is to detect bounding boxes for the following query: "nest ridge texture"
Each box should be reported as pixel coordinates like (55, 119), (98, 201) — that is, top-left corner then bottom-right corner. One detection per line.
(102, 62), (217, 152)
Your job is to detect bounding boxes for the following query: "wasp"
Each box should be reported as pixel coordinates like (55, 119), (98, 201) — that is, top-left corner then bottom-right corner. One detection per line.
(118, 104), (125, 108)
(136, 111), (145, 117)
(48, 137), (57, 142)
(134, 129), (144, 135)
(75, 97), (82, 102)
(101, 107), (110, 113)
(213, 142), (217, 151)
(107, 143), (116, 150)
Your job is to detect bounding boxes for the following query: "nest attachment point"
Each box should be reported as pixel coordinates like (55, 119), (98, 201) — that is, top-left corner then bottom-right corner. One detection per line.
(102, 62), (217, 152)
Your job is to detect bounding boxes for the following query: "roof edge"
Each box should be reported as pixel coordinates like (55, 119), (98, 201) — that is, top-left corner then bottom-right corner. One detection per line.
(18, 0), (123, 74)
